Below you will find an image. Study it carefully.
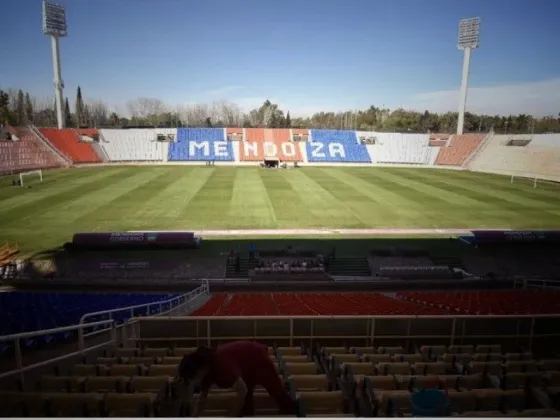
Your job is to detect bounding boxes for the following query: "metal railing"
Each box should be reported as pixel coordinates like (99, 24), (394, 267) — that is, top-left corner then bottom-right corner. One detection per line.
(514, 278), (560, 290)
(131, 313), (560, 351)
(78, 280), (209, 324)
(0, 280), (209, 385)
(0, 319), (114, 386)
(28, 125), (72, 166)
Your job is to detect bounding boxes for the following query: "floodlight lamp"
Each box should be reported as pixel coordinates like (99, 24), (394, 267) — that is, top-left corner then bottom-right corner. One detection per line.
(42, 0), (67, 37)
(457, 17), (480, 50)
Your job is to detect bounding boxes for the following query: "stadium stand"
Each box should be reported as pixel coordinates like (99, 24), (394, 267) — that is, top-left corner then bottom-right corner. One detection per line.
(2, 287), (560, 417)
(239, 128), (303, 162)
(191, 292), (449, 316)
(468, 134), (560, 182)
(168, 128), (233, 161)
(100, 129), (172, 162)
(39, 128), (101, 163)
(307, 130), (371, 163)
(398, 290), (560, 315)
(429, 133), (450, 147)
(359, 132), (431, 164)
(0, 291), (179, 337)
(435, 133), (485, 166)
(0, 127), (63, 175)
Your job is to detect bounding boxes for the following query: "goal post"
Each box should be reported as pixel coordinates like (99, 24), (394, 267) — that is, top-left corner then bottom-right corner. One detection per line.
(510, 174), (538, 188)
(19, 170), (43, 187)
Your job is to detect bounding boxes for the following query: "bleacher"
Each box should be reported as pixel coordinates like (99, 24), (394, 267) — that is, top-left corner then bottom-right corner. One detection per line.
(2, 289), (560, 417)
(0, 127), (62, 175)
(0, 291), (179, 350)
(398, 290), (560, 315)
(306, 130), (371, 163)
(435, 134), (485, 166)
(360, 133), (431, 164)
(39, 128), (101, 163)
(168, 128), (234, 161)
(100, 129), (172, 162)
(468, 134), (560, 182)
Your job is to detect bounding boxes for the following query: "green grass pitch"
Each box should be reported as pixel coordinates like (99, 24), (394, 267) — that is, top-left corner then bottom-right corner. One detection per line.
(1, 166), (560, 254)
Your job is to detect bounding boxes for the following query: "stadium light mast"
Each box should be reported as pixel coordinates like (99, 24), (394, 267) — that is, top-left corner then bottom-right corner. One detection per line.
(42, 0), (67, 129)
(456, 17), (480, 135)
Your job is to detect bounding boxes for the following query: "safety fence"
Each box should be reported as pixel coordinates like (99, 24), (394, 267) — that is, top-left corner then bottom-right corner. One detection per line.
(0, 280), (210, 386)
(132, 314), (560, 354)
(514, 278), (560, 290)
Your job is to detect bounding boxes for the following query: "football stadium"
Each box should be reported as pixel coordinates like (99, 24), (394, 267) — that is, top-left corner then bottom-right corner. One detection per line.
(1, 1), (560, 418)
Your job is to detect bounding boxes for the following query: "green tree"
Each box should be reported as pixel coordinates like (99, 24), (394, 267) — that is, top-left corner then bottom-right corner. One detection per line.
(0, 90), (14, 125)
(75, 86), (85, 127)
(24, 92), (34, 124)
(109, 112), (120, 126)
(64, 97), (73, 127)
(285, 111), (291, 128)
(16, 89), (25, 125)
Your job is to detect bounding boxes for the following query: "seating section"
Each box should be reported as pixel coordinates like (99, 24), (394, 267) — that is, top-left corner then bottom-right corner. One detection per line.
(435, 134), (484, 166)
(4, 340), (559, 417)
(238, 128), (303, 162)
(100, 129), (172, 161)
(168, 128), (233, 161)
(398, 290), (560, 315)
(0, 291), (179, 343)
(307, 130), (371, 163)
(39, 128), (101, 163)
(469, 134), (560, 181)
(191, 292), (449, 316)
(0, 128), (62, 175)
(192, 291), (560, 317)
(361, 132), (431, 164)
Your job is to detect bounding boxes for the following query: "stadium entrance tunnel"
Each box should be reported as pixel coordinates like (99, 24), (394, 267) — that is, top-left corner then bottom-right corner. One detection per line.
(263, 158), (279, 168)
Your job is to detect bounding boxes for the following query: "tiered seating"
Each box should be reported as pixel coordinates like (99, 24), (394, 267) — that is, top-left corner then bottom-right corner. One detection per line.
(429, 133), (450, 147)
(0, 128), (62, 175)
(240, 128), (303, 162)
(3, 336), (559, 417)
(218, 293), (279, 316)
(362, 133), (431, 164)
(435, 133), (484, 166)
(39, 128), (101, 163)
(190, 292), (229, 316)
(469, 134), (560, 181)
(191, 292), (448, 316)
(306, 130), (371, 163)
(168, 128), (233, 161)
(100, 129), (172, 161)
(0, 291), (179, 338)
(398, 290), (560, 315)
(186, 345), (352, 416)
(326, 343), (559, 417)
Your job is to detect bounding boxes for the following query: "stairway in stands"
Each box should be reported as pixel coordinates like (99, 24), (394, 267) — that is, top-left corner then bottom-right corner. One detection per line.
(430, 256), (465, 270)
(327, 257), (371, 276)
(224, 258), (257, 278)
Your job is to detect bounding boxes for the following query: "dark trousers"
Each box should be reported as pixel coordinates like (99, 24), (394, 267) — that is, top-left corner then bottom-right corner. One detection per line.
(239, 350), (296, 416)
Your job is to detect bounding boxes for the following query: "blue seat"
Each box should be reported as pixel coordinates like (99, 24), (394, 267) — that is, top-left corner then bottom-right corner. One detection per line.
(0, 291), (180, 346)
(168, 128), (234, 161)
(306, 129), (371, 163)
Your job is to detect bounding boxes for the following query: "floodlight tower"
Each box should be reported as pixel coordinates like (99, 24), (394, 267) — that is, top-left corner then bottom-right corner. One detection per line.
(456, 17), (480, 135)
(42, 0), (67, 129)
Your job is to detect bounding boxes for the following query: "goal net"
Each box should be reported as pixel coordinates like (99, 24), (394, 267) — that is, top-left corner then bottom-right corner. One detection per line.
(19, 170), (43, 187)
(510, 174), (538, 188)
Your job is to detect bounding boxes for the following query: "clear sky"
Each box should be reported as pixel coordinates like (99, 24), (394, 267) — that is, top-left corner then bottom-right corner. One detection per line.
(1, 0), (559, 116)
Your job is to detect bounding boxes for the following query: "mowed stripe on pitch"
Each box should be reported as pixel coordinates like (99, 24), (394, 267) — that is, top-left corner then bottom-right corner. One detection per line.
(228, 168), (277, 228)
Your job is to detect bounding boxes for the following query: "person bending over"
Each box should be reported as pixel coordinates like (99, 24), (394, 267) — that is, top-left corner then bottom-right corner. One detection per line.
(179, 341), (297, 417)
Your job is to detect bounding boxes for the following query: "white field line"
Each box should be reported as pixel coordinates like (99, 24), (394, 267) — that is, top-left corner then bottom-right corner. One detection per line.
(126, 228), (501, 236)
